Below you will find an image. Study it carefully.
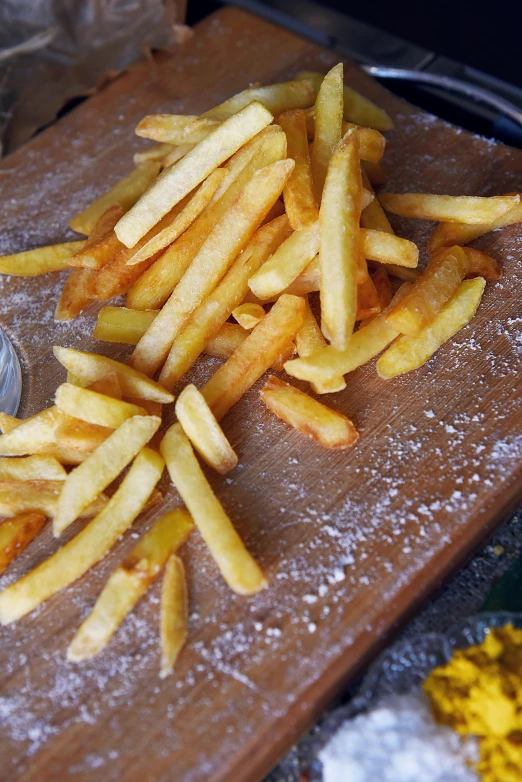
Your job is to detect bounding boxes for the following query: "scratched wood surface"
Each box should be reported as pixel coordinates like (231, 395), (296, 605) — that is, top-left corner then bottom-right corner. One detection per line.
(0, 7), (522, 782)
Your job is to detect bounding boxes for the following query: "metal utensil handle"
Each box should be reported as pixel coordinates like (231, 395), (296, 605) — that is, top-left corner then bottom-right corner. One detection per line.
(363, 65), (522, 129)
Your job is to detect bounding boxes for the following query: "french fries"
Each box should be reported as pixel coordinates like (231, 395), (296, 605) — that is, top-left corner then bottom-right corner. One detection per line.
(55, 384), (147, 429)
(304, 111), (386, 164)
(0, 413), (19, 434)
(67, 205), (126, 269)
(201, 79), (316, 121)
(0, 454), (66, 481)
(54, 267), (96, 321)
(88, 370), (122, 399)
(203, 323), (248, 358)
(53, 415), (161, 536)
(356, 274), (382, 320)
(432, 246), (502, 281)
(361, 228), (418, 268)
(161, 423), (266, 595)
(232, 303), (266, 330)
(132, 159), (294, 377)
(319, 129), (361, 349)
(379, 193), (520, 225)
(361, 171), (394, 234)
(261, 376), (358, 450)
(160, 554), (188, 678)
(377, 278), (486, 378)
(201, 294), (304, 419)
(295, 295), (346, 393)
(0, 241), (85, 276)
(53, 415), (112, 456)
(0, 512), (47, 576)
(427, 196), (522, 252)
(67, 508), (193, 661)
(0, 407), (62, 457)
(134, 142), (175, 165)
(277, 109), (319, 229)
(0, 448), (164, 624)
(0, 481), (108, 519)
(371, 266), (393, 311)
(311, 63), (344, 199)
(386, 245), (470, 335)
(136, 114), (213, 143)
(69, 161), (161, 235)
(175, 384), (238, 474)
(116, 102), (274, 247)
(249, 221), (320, 300)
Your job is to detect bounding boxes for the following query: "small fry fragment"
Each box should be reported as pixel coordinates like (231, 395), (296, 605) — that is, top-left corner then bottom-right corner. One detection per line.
(67, 508), (193, 661)
(0, 241), (85, 276)
(0, 448), (164, 624)
(277, 109), (318, 229)
(0, 512), (47, 576)
(295, 296), (346, 394)
(379, 193), (520, 225)
(175, 384), (238, 474)
(232, 303), (266, 330)
(0, 455), (67, 481)
(201, 294), (305, 420)
(371, 266), (393, 310)
(160, 554), (188, 678)
(249, 221), (320, 300)
(261, 376), (358, 450)
(356, 274), (382, 321)
(311, 63), (344, 199)
(55, 384), (147, 429)
(377, 278), (486, 378)
(161, 423), (266, 595)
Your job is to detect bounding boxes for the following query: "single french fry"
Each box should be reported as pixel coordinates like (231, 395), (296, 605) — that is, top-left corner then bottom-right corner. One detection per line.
(126, 127), (287, 310)
(159, 216), (291, 386)
(297, 71), (394, 131)
(67, 508), (193, 661)
(0, 455), (67, 481)
(361, 228), (418, 268)
(261, 376), (358, 449)
(67, 205), (126, 269)
(0, 481), (108, 519)
(116, 102), (274, 248)
(386, 245), (470, 335)
(0, 241), (86, 276)
(0, 407), (61, 457)
(69, 162), (161, 235)
(132, 159), (294, 378)
(304, 111), (386, 164)
(295, 296), (346, 394)
(277, 109), (318, 229)
(54, 415), (113, 455)
(379, 193), (520, 225)
(249, 221), (320, 300)
(356, 274), (382, 320)
(162, 143), (195, 168)
(204, 323), (249, 358)
(201, 79), (316, 121)
(284, 284), (411, 384)
(160, 554), (188, 678)
(0, 448), (164, 625)
(0, 512), (47, 576)
(277, 254), (320, 296)
(320, 128), (361, 349)
(377, 278), (486, 378)
(431, 246), (502, 281)
(94, 306), (158, 344)
(0, 413), (19, 433)
(311, 63), (344, 199)
(52, 346), (175, 403)
(427, 197), (522, 252)
(371, 266), (393, 310)
(134, 142), (175, 165)
(55, 384), (147, 429)
(54, 267), (96, 320)
(361, 170), (394, 233)
(201, 294), (305, 420)
(53, 415), (161, 536)
(87, 370), (121, 399)
(161, 423), (265, 595)
(232, 303), (266, 330)
(136, 114), (216, 143)
(176, 384), (238, 474)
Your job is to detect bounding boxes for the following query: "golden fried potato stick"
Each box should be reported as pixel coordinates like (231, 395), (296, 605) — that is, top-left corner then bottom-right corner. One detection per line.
(356, 274), (382, 321)
(276, 109), (318, 229)
(67, 205), (126, 269)
(201, 79), (316, 121)
(319, 128), (361, 349)
(0, 512), (47, 576)
(136, 114), (216, 143)
(87, 370), (122, 399)
(134, 142), (175, 165)
(132, 159), (294, 377)
(427, 197), (522, 252)
(69, 161), (161, 236)
(0, 413), (19, 433)
(249, 221), (320, 300)
(161, 423), (266, 595)
(360, 170), (394, 234)
(55, 384), (147, 429)
(0, 407), (62, 457)
(377, 278), (486, 378)
(160, 554), (188, 678)
(311, 63), (344, 199)
(0, 455), (66, 481)
(0, 481), (108, 519)
(304, 111), (386, 164)
(232, 303), (266, 330)
(0, 448), (164, 625)
(67, 508), (193, 662)
(295, 296), (346, 394)
(261, 376), (359, 449)
(0, 241), (86, 276)
(116, 102), (274, 248)
(176, 384), (238, 474)
(201, 294), (305, 420)
(431, 246), (502, 281)
(361, 228), (418, 268)
(379, 193), (520, 225)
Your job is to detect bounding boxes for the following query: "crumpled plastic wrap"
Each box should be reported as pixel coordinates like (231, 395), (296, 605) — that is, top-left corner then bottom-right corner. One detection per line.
(0, 0), (188, 155)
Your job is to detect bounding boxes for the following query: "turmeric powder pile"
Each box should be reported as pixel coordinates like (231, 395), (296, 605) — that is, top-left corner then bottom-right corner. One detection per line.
(424, 625), (522, 782)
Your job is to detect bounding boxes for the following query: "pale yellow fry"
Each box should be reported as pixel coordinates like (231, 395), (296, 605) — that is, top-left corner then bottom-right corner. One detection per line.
(232, 303), (266, 330)
(0, 481), (108, 519)
(55, 384), (147, 429)
(134, 142), (175, 165)
(160, 554), (188, 678)
(377, 278), (486, 378)
(201, 294), (305, 421)
(201, 79), (316, 121)
(136, 114), (216, 143)
(87, 370), (121, 399)
(176, 384), (238, 474)
(361, 228), (418, 268)
(126, 169), (226, 265)
(67, 508), (193, 661)
(295, 296), (346, 393)
(0, 407), (61, 457)
(379, 193), (520, 225)
(320, 128), (361, 350)
(162, 143), (195, 168)
(132, 159), (294, 378)
(276, 109), (318, 230)
(0, 512), (47, 576)
(0, 413), (19, 433)
(0, 241), (86, 276)
(53, 415), (161, 536)
(249, 221), (320, 300)
(204, 323), (248, 358)
(0, 455), (66, 481)
(161, 423), (265, 595)
(0, 448), (164, 625)
(69, 162), (161, 236)
(52, 346), (175, 404)
(116, 102), (274, 247)
(284, 284), (411, 383)
(427, 197), (522, 252)
(311, 63), (344, 199)
(361, 170), (394, 234)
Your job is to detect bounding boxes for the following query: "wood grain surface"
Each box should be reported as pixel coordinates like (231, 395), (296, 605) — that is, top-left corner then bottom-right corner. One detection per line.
(1, 7), (522, 782)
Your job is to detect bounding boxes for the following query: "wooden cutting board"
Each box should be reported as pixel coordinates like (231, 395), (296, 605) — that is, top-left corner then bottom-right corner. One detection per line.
(1, 7), (522, 782)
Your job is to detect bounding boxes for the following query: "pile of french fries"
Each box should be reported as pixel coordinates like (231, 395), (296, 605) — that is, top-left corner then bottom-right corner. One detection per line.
(0, 64), (514, 674)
